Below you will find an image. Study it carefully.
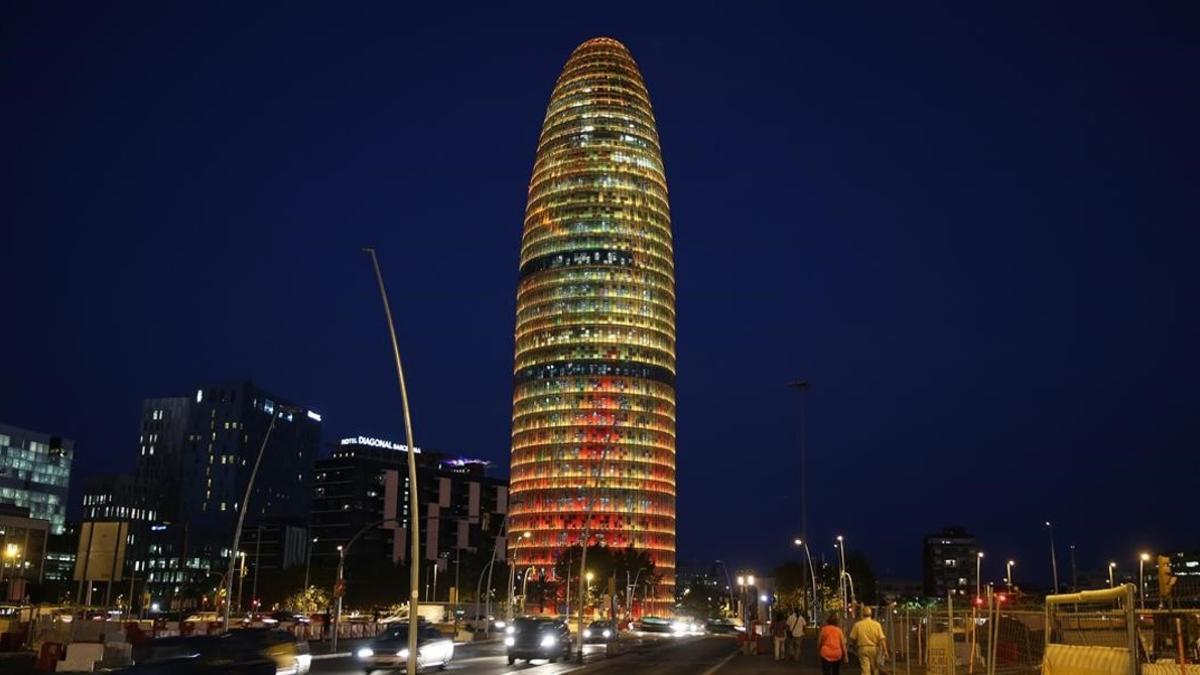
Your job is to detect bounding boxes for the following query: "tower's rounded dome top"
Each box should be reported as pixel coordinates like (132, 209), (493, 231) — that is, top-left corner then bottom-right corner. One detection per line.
(573, 36), (630, 53)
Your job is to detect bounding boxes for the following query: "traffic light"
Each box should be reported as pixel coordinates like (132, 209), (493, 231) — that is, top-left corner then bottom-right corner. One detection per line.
(1156, 556), (1176, 600)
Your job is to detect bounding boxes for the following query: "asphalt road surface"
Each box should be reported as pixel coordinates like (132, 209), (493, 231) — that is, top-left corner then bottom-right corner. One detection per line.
(311, 634), (740, 675)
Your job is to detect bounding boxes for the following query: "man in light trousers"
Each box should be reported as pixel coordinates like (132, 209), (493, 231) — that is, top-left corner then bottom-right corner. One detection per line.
(786, 608), (807, 661)
(849, 607), (888, 675)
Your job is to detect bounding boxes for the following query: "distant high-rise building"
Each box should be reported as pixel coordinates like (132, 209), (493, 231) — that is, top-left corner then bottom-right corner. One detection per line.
(135, 396), (192, 522)
(82, 474), (158, 522)
(175, 381), (322, 539)
(922, 526), (979, 598)
(0, 423), (73, 533)
(507, 37), (678, 598)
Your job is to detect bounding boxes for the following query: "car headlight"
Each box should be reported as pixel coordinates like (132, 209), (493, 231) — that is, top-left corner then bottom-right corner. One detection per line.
(540, 635), (558, 647)
(494, 620), (506, 629)
(506, 625), (515, 635)
(397, 649), (409, 659)
(356, 647), (374, 659)
(505, 636), (515, 647)
(583, 629), (592, 638)
(671, 621), (685, 632)
(603, 629), (612, 638)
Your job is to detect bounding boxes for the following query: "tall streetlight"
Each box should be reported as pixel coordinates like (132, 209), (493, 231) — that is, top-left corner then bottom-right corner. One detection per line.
(1006, 560), (1015, 590)
(836, 535), (847, 611)
(714, 560), (736, 619)
(976, 552), (984, 600)
(1045, 521), (1059, 594)
(507, 531), (531, 620)
(364, 248), (422, 675)
(1069, 545), (1078, 591)
(576, 412), (615, 662)
(222, 403), (298, 631)
(788, 380), (811, 543)
(793, 539), (819, 622)
(332, 518), (399, 652)
(1108, 562), (1117, 588)
(303, 537), (317, 593)
(1138, 553), (1150, 609)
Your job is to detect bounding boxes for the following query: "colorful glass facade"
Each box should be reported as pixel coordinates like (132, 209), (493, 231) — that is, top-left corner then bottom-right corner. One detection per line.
(509, 37), (676, 594)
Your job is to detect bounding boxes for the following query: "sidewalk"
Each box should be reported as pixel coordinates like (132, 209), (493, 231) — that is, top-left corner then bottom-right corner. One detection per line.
(719, 651), (840, 675)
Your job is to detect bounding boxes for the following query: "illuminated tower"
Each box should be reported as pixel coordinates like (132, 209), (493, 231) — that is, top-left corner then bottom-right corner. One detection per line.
(509, 37), (676, 598)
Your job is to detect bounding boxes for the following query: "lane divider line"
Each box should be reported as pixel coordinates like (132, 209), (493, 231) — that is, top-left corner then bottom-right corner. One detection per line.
(697, 649), (739, 675)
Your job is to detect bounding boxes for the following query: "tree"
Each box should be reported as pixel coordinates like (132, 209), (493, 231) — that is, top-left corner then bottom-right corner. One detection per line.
(285, 586), (331, 614)
(552, 545), (657, 616)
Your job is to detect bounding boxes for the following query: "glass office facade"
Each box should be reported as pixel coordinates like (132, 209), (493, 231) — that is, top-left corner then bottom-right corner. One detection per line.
(509, 37), (676, 594)
(0, 424), (73, 534)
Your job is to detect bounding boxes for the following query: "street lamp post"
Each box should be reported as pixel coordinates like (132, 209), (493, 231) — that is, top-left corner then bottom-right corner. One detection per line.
(714, 561), (735, 620)
(303, 537), (317, 592)
(364, 248), (422, 675)
(507, 531), (531, 621)
(788, 380), (811, 543)
(575, 412), (615, 662)
(1006, 560), (1015, 590)
(1045, 521), (1059, 594)
(1139, 553), (1150, 609)
(836, 536), (847, 611)
(222, 404), (295, 631)
(1108, 562), (1116, 588)
(976, 552), (984, 600)
(331, 518), (399, 653)
(794, 539), (819, 623)
(626, 567), (647, 619)
(1070, 545), (1078, 591)
(236, 552), (247, 616)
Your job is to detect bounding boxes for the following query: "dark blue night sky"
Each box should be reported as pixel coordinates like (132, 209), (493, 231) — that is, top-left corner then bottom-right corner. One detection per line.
(3, 2), (1197, 585)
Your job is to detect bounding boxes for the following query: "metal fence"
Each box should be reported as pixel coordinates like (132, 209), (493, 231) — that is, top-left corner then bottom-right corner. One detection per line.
(852, 585), (1199, 675)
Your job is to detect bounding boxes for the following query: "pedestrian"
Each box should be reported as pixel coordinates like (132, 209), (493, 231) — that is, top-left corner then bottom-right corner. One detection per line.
(771, 612), (790, 661)
(849, 607), (888, 675)
(787, 608), (807, 661)
(819, 613), (849, 675)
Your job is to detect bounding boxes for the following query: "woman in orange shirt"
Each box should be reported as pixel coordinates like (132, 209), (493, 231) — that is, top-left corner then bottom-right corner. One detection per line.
(818, 613), (849, 675)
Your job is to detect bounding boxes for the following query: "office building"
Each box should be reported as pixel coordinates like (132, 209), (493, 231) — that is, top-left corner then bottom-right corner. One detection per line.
(135, 396), (193, 522)
(0, 504), (51, 585)
(175, 381), (321, 539)
(507, 37), (679, 597)
(310, 435), (507, 571)
(83, 474), (158, 523)
(922, 526), (979, 598)
(0, 423), (73, 533)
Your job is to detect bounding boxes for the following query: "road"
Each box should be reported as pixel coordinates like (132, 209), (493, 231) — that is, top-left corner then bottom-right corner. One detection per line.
(311, 633), (740, 675)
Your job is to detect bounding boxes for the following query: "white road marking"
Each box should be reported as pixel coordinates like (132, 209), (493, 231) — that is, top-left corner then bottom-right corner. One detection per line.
(697, 649), (739, 675)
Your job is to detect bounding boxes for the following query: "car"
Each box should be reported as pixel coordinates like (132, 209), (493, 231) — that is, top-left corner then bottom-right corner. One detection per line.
(356, 622), (454, 673)
(125, 635), (276, 674)
(705, 618), (741, 635)
(638, 616), (673, 633)
(505, 616), (572, 665)
(227, 628), (312, 674)
(583, 620), (617, 643)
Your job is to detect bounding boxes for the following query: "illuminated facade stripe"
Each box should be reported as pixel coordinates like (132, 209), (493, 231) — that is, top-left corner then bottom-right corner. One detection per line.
(508, 37), (677, 593)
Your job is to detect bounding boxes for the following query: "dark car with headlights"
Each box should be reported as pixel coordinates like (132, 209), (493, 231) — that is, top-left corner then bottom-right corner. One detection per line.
(638, 616), (673, 633)
(705, 617), (741, 634)
(356, 622), (453, 673)
(583, 620), (617, 643)
(505, 617), (571, 665)
(123, 635), (275, 674)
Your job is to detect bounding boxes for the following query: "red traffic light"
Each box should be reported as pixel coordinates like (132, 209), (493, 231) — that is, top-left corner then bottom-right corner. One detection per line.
(997, 593), (1007, 603)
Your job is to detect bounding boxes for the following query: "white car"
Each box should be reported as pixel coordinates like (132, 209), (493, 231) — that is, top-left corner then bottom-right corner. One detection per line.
(356, 623), (454, 672)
